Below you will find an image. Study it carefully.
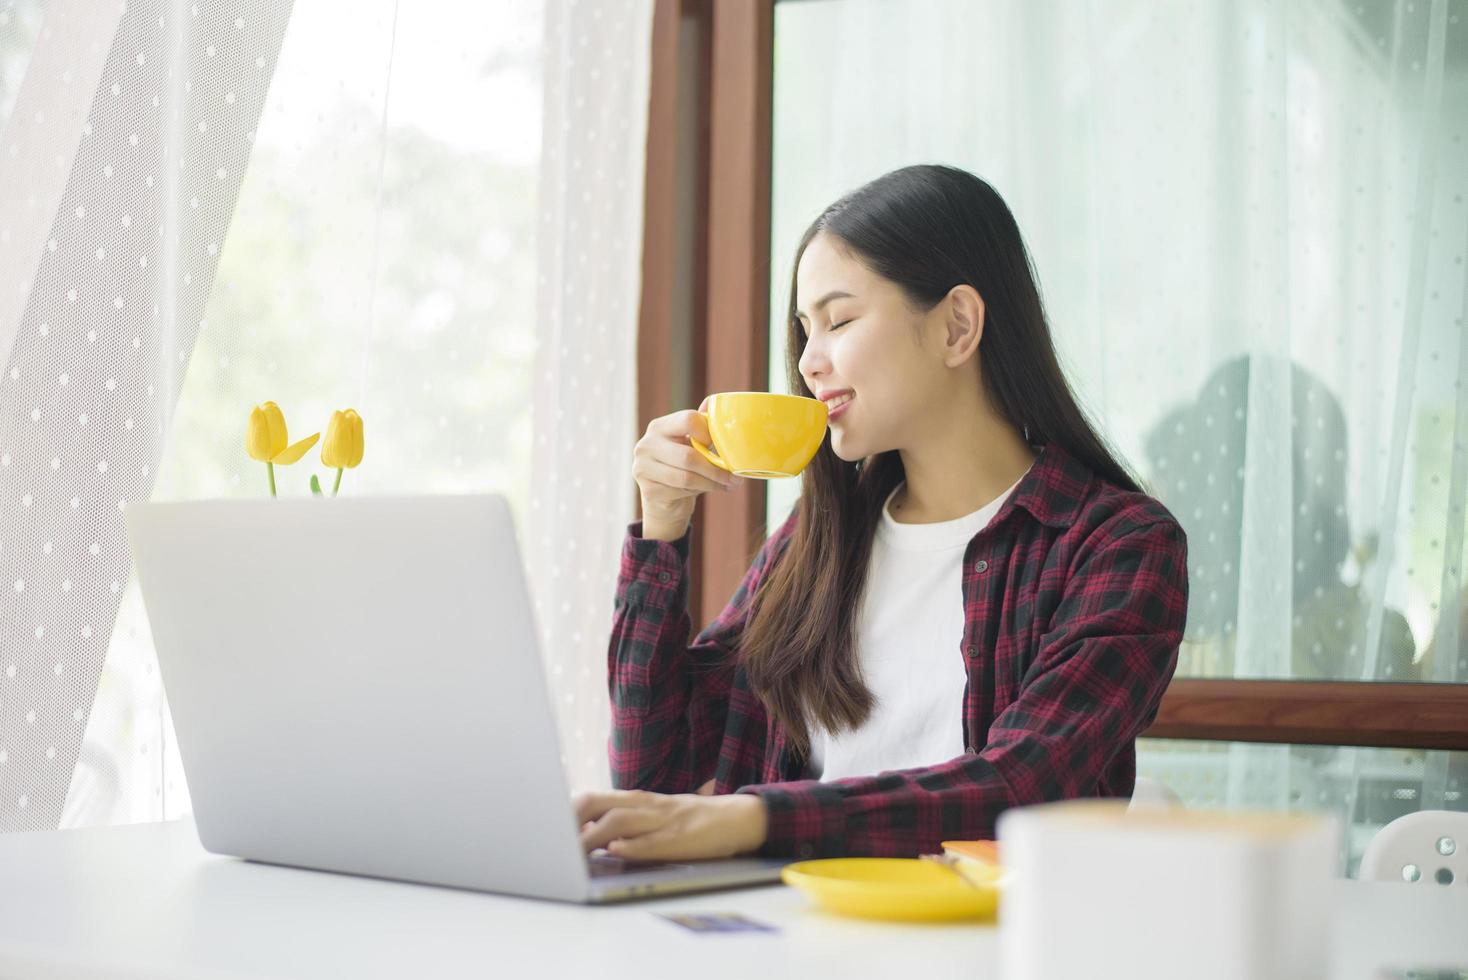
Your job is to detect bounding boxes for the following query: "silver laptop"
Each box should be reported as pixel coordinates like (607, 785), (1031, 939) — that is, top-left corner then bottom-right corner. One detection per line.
(124, 494), (787, 903)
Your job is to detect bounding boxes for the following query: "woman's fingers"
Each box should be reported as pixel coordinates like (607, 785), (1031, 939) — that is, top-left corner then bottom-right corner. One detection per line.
(607, 827), (678, 862)
(642, 458), (733, 496)
(638, 417), (732, 482)
(675, 445), (737, 487)
(694, 398), (713, 442)
(635, 409), (741, 507)
(580, 806), (666, 853)
(649, 409), (701, 439)
(574, 790), (649, 825)
(651, 408), (714, 449)
(573, 794), (756, 862)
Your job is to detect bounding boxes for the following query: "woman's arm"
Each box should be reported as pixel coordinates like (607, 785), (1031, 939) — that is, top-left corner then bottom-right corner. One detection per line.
(608, 512), (796, 793)
(736, 515), (1189, 858)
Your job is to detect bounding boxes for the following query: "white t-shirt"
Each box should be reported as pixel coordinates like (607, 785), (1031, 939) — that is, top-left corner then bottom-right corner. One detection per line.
(808, 473), (1025, 782)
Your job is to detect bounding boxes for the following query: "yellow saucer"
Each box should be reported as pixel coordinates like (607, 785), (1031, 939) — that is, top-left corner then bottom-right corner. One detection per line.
(781, 858), (1001, 923)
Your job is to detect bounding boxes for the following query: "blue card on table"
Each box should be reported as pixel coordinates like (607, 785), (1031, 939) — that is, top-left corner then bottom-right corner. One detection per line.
(658, 913), (778, 934)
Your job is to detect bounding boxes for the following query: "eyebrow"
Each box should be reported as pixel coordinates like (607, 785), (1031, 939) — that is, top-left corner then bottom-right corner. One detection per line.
(794, 290), (854, 321)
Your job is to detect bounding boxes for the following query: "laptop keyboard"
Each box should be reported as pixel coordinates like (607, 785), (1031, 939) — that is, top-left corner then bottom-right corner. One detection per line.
(587, 852), (674, 878)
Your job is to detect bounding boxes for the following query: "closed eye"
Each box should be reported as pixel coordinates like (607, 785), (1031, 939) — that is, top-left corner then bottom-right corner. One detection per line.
(799, 318), (852, 339)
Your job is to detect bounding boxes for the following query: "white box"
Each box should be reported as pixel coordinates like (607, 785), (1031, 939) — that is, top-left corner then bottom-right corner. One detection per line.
(997, 800), (1339, 980)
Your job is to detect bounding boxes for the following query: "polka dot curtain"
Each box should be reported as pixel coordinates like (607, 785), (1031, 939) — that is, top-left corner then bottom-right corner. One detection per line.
(0, 0), (294, 834)
(0, 0), (653, 832)
(528, 0), (652, 796)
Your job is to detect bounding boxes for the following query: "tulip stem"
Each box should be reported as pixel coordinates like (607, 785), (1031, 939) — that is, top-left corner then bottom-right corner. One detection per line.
(332, 468), (343, 496)
(266, 462), (277, 498)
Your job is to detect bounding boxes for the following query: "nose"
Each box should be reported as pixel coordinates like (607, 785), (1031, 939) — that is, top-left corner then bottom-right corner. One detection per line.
(798, 335), (828, 389)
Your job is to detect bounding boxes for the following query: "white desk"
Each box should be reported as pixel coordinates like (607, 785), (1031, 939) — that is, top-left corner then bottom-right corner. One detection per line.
(0, 820), (1464, 980)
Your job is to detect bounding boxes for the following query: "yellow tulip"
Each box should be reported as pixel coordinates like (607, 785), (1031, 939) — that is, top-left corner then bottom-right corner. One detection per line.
(245, 402), (287, 462)
(321, 410), (365, 468)
(244, 401), (320, 497)
(320, 409), (365, 495)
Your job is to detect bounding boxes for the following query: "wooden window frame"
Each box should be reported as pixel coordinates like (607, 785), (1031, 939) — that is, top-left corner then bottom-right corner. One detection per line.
(634, 0), (1468, 753)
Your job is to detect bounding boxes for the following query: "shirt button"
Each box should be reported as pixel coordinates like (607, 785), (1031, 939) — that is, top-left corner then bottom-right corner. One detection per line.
(974, 560), (988, 573)
(657, 571), (671, 584)
(964, 645), (975, 658)
(797, 843), (815, 859)
(966, 745), (977, 755)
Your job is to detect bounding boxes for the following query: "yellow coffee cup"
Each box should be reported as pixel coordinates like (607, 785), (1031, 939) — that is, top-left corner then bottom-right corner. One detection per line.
(689, 392), (829, 479)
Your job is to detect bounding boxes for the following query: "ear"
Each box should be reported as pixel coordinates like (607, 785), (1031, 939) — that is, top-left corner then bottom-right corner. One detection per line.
(940, 285), (985, 369)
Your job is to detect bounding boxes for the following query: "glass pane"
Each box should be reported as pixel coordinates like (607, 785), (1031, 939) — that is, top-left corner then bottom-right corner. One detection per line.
(0, 0), (46, 136)
(63, 0), (543, 827)
(768, 0), (1468, 684)
(1140, 738), (1468, 878)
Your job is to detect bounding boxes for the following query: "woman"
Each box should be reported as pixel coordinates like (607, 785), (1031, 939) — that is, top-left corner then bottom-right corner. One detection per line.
(576, 164), (1189, 862)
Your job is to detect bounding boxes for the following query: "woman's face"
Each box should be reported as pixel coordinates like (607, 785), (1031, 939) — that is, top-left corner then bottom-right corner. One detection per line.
(795, 232), (945, 462)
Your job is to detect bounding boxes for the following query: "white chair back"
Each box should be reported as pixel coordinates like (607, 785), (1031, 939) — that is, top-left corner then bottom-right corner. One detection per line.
(1359, 810), (1468, 885)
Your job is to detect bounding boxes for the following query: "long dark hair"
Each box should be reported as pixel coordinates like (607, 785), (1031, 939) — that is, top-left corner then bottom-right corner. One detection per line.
(740, 164), (1141, 758)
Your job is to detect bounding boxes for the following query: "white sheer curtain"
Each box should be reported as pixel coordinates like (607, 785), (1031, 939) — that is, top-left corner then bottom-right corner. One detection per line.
(529, 0), (652, 796)
(768, 0), (1467, 870)
(0, 0), (651, 833)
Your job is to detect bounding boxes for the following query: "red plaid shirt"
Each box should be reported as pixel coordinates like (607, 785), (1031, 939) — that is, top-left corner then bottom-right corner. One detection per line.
(608, 442), (1189, 859)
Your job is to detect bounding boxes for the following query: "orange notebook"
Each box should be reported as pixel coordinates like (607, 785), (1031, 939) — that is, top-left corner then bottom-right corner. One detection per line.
(940, 839), (1001, 866)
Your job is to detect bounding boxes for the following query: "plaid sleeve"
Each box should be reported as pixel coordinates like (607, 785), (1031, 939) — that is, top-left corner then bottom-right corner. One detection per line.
(739, 517), (1189, 858)
(608, 515), (794, 793)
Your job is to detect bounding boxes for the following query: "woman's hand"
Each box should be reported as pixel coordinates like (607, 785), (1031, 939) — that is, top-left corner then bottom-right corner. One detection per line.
(574, 789), (769, 862)
(632, 400), (740, 541)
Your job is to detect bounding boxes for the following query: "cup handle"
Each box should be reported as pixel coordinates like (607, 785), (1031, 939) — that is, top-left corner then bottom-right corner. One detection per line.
(689, 412), (733, 473)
